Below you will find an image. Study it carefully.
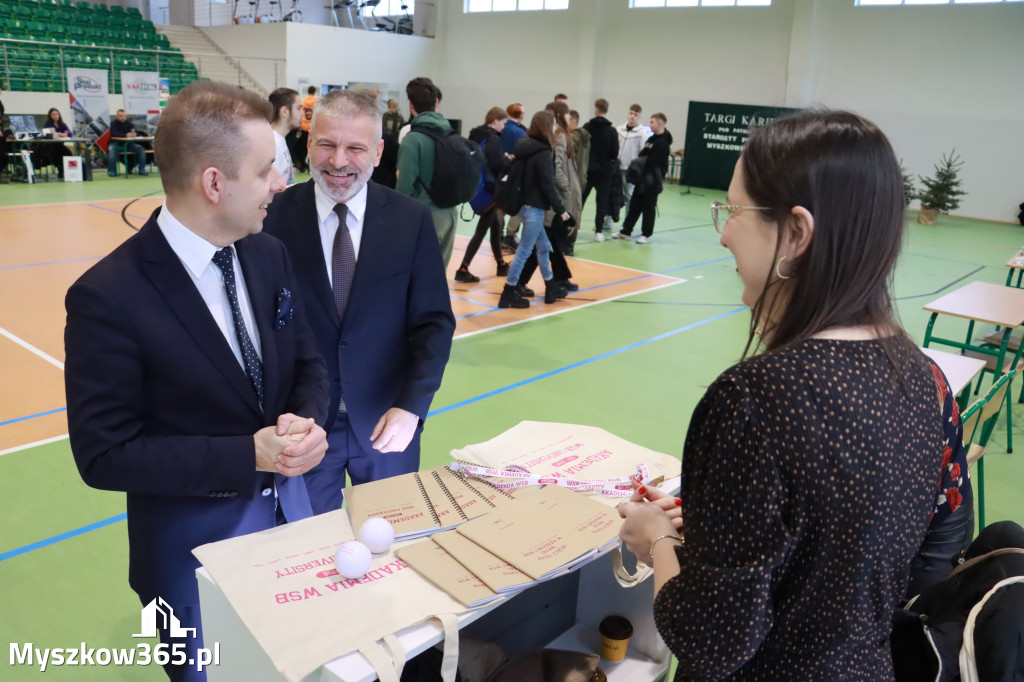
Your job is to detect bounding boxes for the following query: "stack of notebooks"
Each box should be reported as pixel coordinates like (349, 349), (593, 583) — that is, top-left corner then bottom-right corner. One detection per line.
(343, 465), (535, 540)
(395, 484), (623, 608)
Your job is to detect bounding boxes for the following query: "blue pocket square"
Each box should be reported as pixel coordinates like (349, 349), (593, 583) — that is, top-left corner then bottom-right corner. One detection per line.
(274, 289), (294, 330)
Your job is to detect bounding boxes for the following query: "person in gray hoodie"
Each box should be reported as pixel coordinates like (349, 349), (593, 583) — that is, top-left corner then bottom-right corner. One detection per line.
(616, 103), (653, 212)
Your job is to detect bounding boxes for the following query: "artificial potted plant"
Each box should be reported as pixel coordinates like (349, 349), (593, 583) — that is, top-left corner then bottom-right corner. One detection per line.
(916, 150), (966, 225)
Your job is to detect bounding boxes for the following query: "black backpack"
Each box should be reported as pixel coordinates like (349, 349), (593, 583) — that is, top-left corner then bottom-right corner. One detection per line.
(892, 521), (1024, 682)
(493, 156), (527, 216)
(409, 124), (483, 208)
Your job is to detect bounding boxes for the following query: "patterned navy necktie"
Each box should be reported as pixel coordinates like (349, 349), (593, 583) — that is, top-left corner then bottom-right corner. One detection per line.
(331, 203), (355, 321)
(212, 247), (264, 407)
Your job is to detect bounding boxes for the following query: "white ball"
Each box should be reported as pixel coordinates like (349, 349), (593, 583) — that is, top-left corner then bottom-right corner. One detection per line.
(358, 517), (395, 554)
(334, 541), (372, 579)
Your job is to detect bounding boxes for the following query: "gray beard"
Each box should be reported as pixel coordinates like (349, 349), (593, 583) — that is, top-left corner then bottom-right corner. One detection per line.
(310, 165), (366, 204)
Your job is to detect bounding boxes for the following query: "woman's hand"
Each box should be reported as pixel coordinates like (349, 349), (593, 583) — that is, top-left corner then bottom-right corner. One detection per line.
(619, 501), (677, 562)
(618, 481), (682, 563)
(628, 480), (683, 529)
(560, 211), (570, 222)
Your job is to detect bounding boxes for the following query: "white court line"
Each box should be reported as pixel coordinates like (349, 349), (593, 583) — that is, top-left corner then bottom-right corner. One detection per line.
(0, 434), (69, 457)
(563, 253), (686, 280)
(455, 279), (685, 341)
(0, 326), (64, 370)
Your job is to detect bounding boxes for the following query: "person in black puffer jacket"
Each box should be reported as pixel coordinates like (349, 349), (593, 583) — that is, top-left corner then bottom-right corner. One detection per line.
(455, 107), (511, 283)
(614, 112), (672, 243)
(498, 110), (572, 309)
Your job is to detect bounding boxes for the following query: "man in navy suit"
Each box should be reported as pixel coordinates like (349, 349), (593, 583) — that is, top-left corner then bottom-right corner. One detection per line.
(64, 81), (329, 682)
(263, 89), (454, 514)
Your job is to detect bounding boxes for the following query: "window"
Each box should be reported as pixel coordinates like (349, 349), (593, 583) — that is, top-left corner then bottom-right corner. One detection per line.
(466, 0), (569, 12)
(856, 0), (1021, 5)
(630, 0), (771, 6)
(364, 0), (414, 15)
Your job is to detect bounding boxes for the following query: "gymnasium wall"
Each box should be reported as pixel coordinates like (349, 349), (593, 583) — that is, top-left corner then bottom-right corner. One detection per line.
(281, 22), (437, 103)
(795, 1), (1024, 223)
(427, 0), (1023, 223)
(6, 0), (1019, 220)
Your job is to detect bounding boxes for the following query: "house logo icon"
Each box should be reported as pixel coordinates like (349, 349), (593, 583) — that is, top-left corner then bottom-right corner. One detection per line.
(133, 597), (197, 639)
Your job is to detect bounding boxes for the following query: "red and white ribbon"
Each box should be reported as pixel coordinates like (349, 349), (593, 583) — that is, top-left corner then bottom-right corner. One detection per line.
(450, 461), (651, 497)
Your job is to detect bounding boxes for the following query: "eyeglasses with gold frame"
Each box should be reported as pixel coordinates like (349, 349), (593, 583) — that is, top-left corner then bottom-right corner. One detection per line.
(710, 201), (771, 233)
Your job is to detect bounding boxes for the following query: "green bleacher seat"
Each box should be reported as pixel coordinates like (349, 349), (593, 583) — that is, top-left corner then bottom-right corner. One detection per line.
(93, 3), (109, 11)
(110, 5), (125, 14)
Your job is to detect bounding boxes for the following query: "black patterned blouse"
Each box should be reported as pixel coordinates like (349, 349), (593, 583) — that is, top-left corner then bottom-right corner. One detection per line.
(655, 338), (943, 681)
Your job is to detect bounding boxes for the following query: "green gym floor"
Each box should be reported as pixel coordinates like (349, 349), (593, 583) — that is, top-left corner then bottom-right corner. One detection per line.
(1, 172), (1022, 680)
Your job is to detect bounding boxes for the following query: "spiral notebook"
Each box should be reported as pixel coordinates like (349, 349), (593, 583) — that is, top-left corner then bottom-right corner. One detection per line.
(344, 465), (519, 540)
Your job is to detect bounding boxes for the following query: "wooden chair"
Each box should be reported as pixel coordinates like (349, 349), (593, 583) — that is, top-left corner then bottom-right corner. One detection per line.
(963, 342), (1023, 452)
(965, 369), (1016, 531)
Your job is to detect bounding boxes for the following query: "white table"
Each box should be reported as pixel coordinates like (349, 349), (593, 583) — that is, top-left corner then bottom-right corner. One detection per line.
(197, 480), (679, 682)
(921, 347), (987, 397)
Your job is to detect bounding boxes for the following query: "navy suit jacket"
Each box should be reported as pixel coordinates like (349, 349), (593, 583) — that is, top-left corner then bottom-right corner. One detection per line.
(263, 180), (454, 449)
(64, 210), (329, 605)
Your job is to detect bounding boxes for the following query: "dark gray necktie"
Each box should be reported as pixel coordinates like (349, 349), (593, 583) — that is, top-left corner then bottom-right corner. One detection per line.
(212, 247), (264, 407)
(331, 203), (355, 321)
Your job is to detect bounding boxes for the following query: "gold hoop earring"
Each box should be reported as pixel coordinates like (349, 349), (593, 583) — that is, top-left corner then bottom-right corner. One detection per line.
(775, 256), (792, 281)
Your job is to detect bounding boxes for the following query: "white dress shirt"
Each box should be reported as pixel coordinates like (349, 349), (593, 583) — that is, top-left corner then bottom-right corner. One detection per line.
(314, 181), (368, 286)
(157, 203), (263, 370)
(273, 130), (295, 185)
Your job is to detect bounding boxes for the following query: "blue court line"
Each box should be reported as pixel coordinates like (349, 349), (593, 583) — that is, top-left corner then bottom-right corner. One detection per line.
(456, 307), (500, 320)
(0, 407), (67, 427)
(895, 266), (985, 301)
(575, 272), (654, 294)
(2, 306), (744, 562)
(449, 255), (726, 323)
(658, 255), (734, 274)
(428, 306), (746, 418)
(449, 294), (495, 308)
(87, 203), (150, 222)
(0, 513), (127, 563)
(614, 301), (742, 307)
(0, 256), (101, 271)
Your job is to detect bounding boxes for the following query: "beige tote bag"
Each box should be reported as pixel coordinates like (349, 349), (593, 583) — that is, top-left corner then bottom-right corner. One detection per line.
(193, 509), (462, 682)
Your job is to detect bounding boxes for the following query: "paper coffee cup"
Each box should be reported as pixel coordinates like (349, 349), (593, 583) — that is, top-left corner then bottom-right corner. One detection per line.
(598, 615), (633, 662)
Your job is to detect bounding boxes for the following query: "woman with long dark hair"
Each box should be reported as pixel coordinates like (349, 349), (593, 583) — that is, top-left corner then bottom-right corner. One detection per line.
(618, 110), (963, 679)
(498, 110), (571, 309)
(42, 107), (72, 178)
(455, 106), (511, 283)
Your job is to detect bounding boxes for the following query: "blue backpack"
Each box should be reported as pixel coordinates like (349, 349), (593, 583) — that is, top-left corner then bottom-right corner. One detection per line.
(468, 139), (493, 215)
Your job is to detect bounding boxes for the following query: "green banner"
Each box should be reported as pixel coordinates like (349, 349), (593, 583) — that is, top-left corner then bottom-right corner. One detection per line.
(680, 101), (799, 190)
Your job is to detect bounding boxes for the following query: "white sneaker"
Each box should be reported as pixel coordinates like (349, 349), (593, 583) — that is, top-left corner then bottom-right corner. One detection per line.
(612, 231), (629, 239)
(636, 236), (653, 244)
(594, 231), (605, 242)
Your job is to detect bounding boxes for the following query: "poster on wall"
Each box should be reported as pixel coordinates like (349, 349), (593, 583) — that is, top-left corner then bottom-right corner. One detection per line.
(67, 67), (110, 148)
(159, 78), (170, 107)
(680, 101), (800, 190)
(121, 70), (162, 134)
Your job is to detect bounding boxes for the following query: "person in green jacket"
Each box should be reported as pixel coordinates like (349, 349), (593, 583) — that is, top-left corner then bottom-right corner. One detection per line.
(396, 77), (457, 268)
